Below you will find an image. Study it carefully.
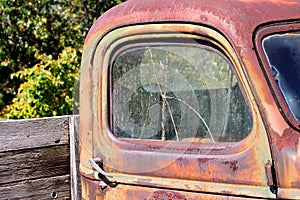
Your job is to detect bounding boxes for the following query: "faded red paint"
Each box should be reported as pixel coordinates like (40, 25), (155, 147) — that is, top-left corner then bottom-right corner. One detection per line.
(254, 21), (300, 199)
(150, 190), (187, 200)
(80, 0), (300, 199)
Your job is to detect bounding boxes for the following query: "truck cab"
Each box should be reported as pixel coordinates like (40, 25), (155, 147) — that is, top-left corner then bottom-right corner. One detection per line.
(79, 0), (300, 199)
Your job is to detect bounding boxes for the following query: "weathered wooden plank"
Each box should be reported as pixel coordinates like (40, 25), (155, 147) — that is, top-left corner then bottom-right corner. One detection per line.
(0, 116), (70, 152)
(0, 175), (70, 200)
(70, 115), (82, 200)
(0, 145), (70, 185)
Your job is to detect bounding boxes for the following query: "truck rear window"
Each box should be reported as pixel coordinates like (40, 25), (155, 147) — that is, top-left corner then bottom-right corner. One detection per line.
(262, 32), (300, 121)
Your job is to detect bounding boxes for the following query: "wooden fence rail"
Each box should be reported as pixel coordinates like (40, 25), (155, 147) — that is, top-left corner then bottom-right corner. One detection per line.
(0, 115), (81, 200)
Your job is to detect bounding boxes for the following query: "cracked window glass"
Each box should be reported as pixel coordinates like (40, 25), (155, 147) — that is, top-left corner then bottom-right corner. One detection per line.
(111, 44), (252, 142)
(263, 32), (300, 121)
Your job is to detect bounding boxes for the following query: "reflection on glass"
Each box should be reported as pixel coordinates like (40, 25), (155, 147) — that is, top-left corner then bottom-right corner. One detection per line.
(263, 32), (300, 121)
(111, 45), (252, 142)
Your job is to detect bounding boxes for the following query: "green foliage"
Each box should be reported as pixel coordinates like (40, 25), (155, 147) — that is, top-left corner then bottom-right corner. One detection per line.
(0, 0), (126, 119)
(0, 0), (85, 110)
(1, 47), (80, 119)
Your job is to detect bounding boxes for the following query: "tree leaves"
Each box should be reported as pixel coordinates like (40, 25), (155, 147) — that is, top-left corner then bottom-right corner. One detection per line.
(1, 47), (80, 119)
(0, 0), (125, 119)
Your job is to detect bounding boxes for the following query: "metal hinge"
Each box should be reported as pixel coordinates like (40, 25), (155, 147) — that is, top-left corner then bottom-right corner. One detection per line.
(265, 160), (277, 194)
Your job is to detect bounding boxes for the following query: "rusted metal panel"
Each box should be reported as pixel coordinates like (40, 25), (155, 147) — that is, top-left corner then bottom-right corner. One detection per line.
(80, 22), (275, 198)
(254, 22), (300, 199)
(81, 176), (271, 200)
(80, 0), (300, 199)
(85, 0), (300, 55)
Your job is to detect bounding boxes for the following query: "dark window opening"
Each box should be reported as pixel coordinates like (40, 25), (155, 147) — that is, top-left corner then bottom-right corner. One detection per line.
(263, 32), (300, 121)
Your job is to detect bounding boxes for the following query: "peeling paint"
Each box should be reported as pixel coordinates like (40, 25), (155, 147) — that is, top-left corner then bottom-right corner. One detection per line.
(80, 0), (300, 199)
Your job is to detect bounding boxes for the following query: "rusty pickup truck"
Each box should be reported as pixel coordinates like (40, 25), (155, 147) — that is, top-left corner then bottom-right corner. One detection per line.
(79, 0), (300, 199)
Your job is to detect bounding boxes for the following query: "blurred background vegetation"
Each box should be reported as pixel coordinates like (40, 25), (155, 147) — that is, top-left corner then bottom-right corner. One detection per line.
(0, 0), (125, 119)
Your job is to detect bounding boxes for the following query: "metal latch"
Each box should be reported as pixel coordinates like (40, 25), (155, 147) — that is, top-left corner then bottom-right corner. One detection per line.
(88, 158), (118, 188)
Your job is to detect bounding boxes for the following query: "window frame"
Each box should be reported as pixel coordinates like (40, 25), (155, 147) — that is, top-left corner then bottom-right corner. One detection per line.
(92, 24), (259, 157)
(255, 22), (300, 131)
